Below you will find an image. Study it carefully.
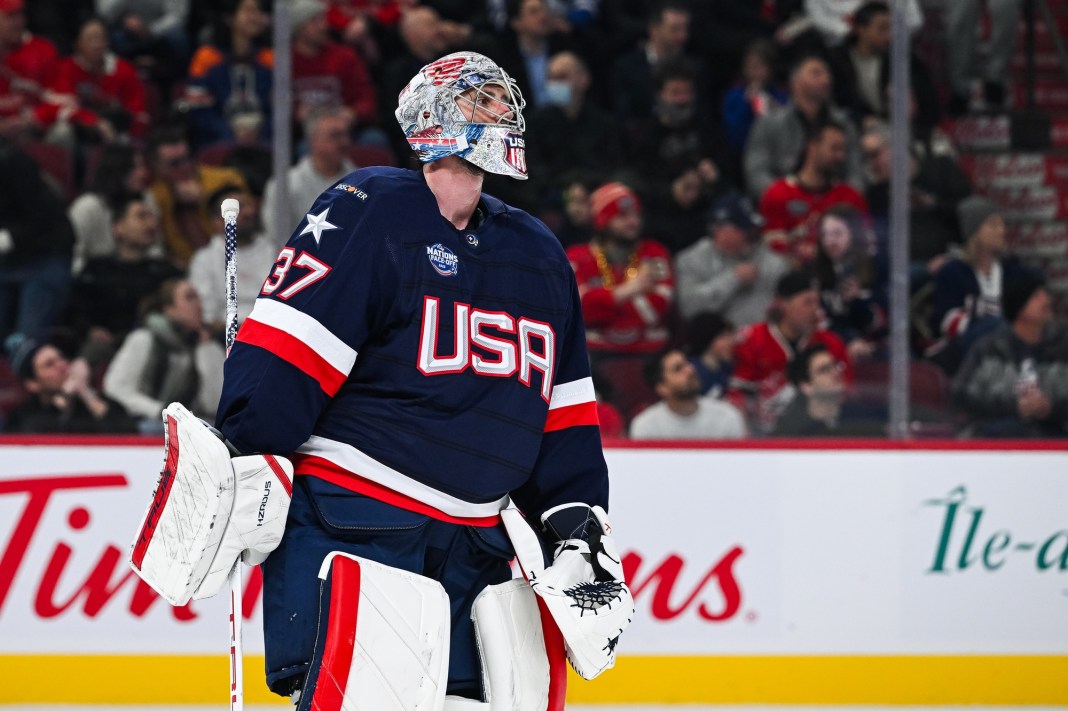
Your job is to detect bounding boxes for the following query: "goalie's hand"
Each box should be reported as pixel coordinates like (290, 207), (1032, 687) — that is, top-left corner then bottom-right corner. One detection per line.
(530, 503), (634, 680)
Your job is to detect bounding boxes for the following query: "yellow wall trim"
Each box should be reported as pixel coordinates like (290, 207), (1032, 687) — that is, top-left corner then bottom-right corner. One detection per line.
(3, 654), (1066, 705)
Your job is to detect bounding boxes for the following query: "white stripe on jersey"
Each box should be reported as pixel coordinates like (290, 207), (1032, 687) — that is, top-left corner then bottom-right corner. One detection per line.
(548, 376), (596, 410)
(248, 298), (358, 376)
(296, 435), (510, 517)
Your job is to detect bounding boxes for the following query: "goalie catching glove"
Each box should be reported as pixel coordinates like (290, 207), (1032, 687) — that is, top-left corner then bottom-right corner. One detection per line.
(129, 403), (293, 605)
(502, 502), (634, 681)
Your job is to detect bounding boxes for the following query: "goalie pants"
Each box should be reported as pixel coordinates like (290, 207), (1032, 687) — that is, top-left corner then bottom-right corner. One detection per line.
(262, 475), (516, 699)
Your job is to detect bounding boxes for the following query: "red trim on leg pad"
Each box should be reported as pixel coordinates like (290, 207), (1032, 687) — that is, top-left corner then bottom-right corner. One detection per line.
(310, 556), (361, 711)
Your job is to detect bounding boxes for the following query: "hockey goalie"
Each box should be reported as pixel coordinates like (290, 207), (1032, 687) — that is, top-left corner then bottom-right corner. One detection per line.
(129, 49), (633, 711)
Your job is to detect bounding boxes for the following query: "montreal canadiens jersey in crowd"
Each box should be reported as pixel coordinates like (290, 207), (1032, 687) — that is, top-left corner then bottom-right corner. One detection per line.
(216, 166), (608, 524)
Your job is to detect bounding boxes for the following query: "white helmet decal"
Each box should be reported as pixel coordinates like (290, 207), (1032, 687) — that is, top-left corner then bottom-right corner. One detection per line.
(396, 52), (528, 180)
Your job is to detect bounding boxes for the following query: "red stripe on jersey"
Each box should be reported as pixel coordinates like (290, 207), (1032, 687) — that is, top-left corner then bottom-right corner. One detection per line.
(544, 401), (600, 433)
(131, 414), (180, 569)
(293, 455), (502, 528)
(309, 555), (361, 711)
(236, 318), (347, 396)
(263, 454), (292, 497)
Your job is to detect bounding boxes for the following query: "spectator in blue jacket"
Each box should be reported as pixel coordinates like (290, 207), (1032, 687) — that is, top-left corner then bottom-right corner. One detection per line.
(184, 0), (273, 149)
(927, 195), (1026, 374)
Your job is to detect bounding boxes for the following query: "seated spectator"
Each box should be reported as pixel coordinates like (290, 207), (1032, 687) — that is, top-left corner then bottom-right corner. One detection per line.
(721, 39), (787, 159)
(67, 193), (181, 361)
(323, 0), (405, 63)
(611, 1), (695, 122)
(728, 269), (852, 433)
(643, 161), (714, 255)
(567, 182), (675, 358)
(184, 0), (273, 149)
(630, 348), (747, 440)
(804, 0), (922, 48)
(290, 0), (378, 136)
(773, 342), (882, 436)
(523, 51), (621, 205)
(759, 120), (870, 262)
(813, 205), (884, 360)
(377, 6), (456, 166)
(189, 184), (275, 338)
(0, 0), (60, 140)
(685, 311), (735, 398)
(860, 121), (972, 286)
(68, 142), (156, 273)
(262, 106), (355, 233)
(0, 136), (75, 342)
(145, 124), (248, 266)
(826, 1), (938, 131)
(744, 53), (863, 201)
(38, 16), (149, 146)
(5, 335), (136, 433)
(676, 191), (788, 327)
(624, 59), (728, 197)
(103, 278), (225, 424)
(552, 174), (595, 249)
(96, 0), (190, 91)
(953, 273), (1068, 437)
(484, 0), (577, 112)
(927, 195), (1028, 374)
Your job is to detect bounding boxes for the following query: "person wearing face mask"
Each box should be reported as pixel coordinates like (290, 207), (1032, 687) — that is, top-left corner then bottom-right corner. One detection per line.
(623, 59), (730, 198)
(523, 51), (620, 202)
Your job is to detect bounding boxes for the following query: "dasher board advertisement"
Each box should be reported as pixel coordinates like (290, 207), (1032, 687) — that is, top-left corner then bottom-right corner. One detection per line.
(0, 439), (1065, 705)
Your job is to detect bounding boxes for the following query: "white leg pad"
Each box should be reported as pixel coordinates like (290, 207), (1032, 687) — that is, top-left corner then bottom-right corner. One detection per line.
(298, 552), (451, 711)
(472, 579), (561, 711)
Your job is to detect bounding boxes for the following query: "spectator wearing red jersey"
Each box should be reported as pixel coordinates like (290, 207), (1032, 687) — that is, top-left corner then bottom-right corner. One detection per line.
(567, 182), (675, 357)
(0, 0), (59, 139)
(728, 269), (852, 433)
(291, 0), (378, 137)
(38, 17), (149, 144)
(325, 0), (408, 64)
(758, 120), (869, 263)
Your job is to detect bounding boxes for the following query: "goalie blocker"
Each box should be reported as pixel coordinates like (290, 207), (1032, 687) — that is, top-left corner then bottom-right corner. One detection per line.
(129, 403), (294, 605)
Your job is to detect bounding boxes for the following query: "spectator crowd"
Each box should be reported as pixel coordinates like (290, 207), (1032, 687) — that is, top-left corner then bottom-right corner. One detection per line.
(1, 0), (1066, 440)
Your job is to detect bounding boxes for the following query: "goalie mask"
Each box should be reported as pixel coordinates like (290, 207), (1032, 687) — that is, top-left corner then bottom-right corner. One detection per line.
(396, 51), (528, 180)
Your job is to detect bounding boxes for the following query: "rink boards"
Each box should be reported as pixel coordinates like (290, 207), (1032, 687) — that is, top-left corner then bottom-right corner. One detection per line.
(0, 438), (1066, 705)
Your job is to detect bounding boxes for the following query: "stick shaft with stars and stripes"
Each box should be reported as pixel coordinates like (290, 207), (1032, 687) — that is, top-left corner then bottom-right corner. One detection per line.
(219, 197), (244, 711)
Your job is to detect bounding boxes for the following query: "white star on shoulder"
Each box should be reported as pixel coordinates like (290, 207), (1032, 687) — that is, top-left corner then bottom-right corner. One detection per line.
(300, 207), (340, 245)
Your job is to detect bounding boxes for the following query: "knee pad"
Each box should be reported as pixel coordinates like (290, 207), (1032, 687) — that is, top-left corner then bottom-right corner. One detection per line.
(297, 552), (451, 711)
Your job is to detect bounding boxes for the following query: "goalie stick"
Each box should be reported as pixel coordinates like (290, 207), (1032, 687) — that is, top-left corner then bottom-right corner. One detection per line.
(221, 197), (243, 711)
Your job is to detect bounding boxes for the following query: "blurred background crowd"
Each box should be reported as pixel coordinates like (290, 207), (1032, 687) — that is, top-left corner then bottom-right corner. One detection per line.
(0, 0), (1066, 440)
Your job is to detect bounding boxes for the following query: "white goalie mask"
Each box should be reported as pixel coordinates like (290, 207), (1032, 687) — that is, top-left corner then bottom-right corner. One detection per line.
(395, 51), (528, 180)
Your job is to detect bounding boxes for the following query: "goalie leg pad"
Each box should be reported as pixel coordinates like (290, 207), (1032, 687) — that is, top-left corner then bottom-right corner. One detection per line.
(297, 552), (451, 711)
(471, 579), (567, 711)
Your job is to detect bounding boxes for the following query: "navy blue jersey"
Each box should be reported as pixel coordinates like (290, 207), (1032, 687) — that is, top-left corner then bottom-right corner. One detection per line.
(216, 167), (608, 524)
